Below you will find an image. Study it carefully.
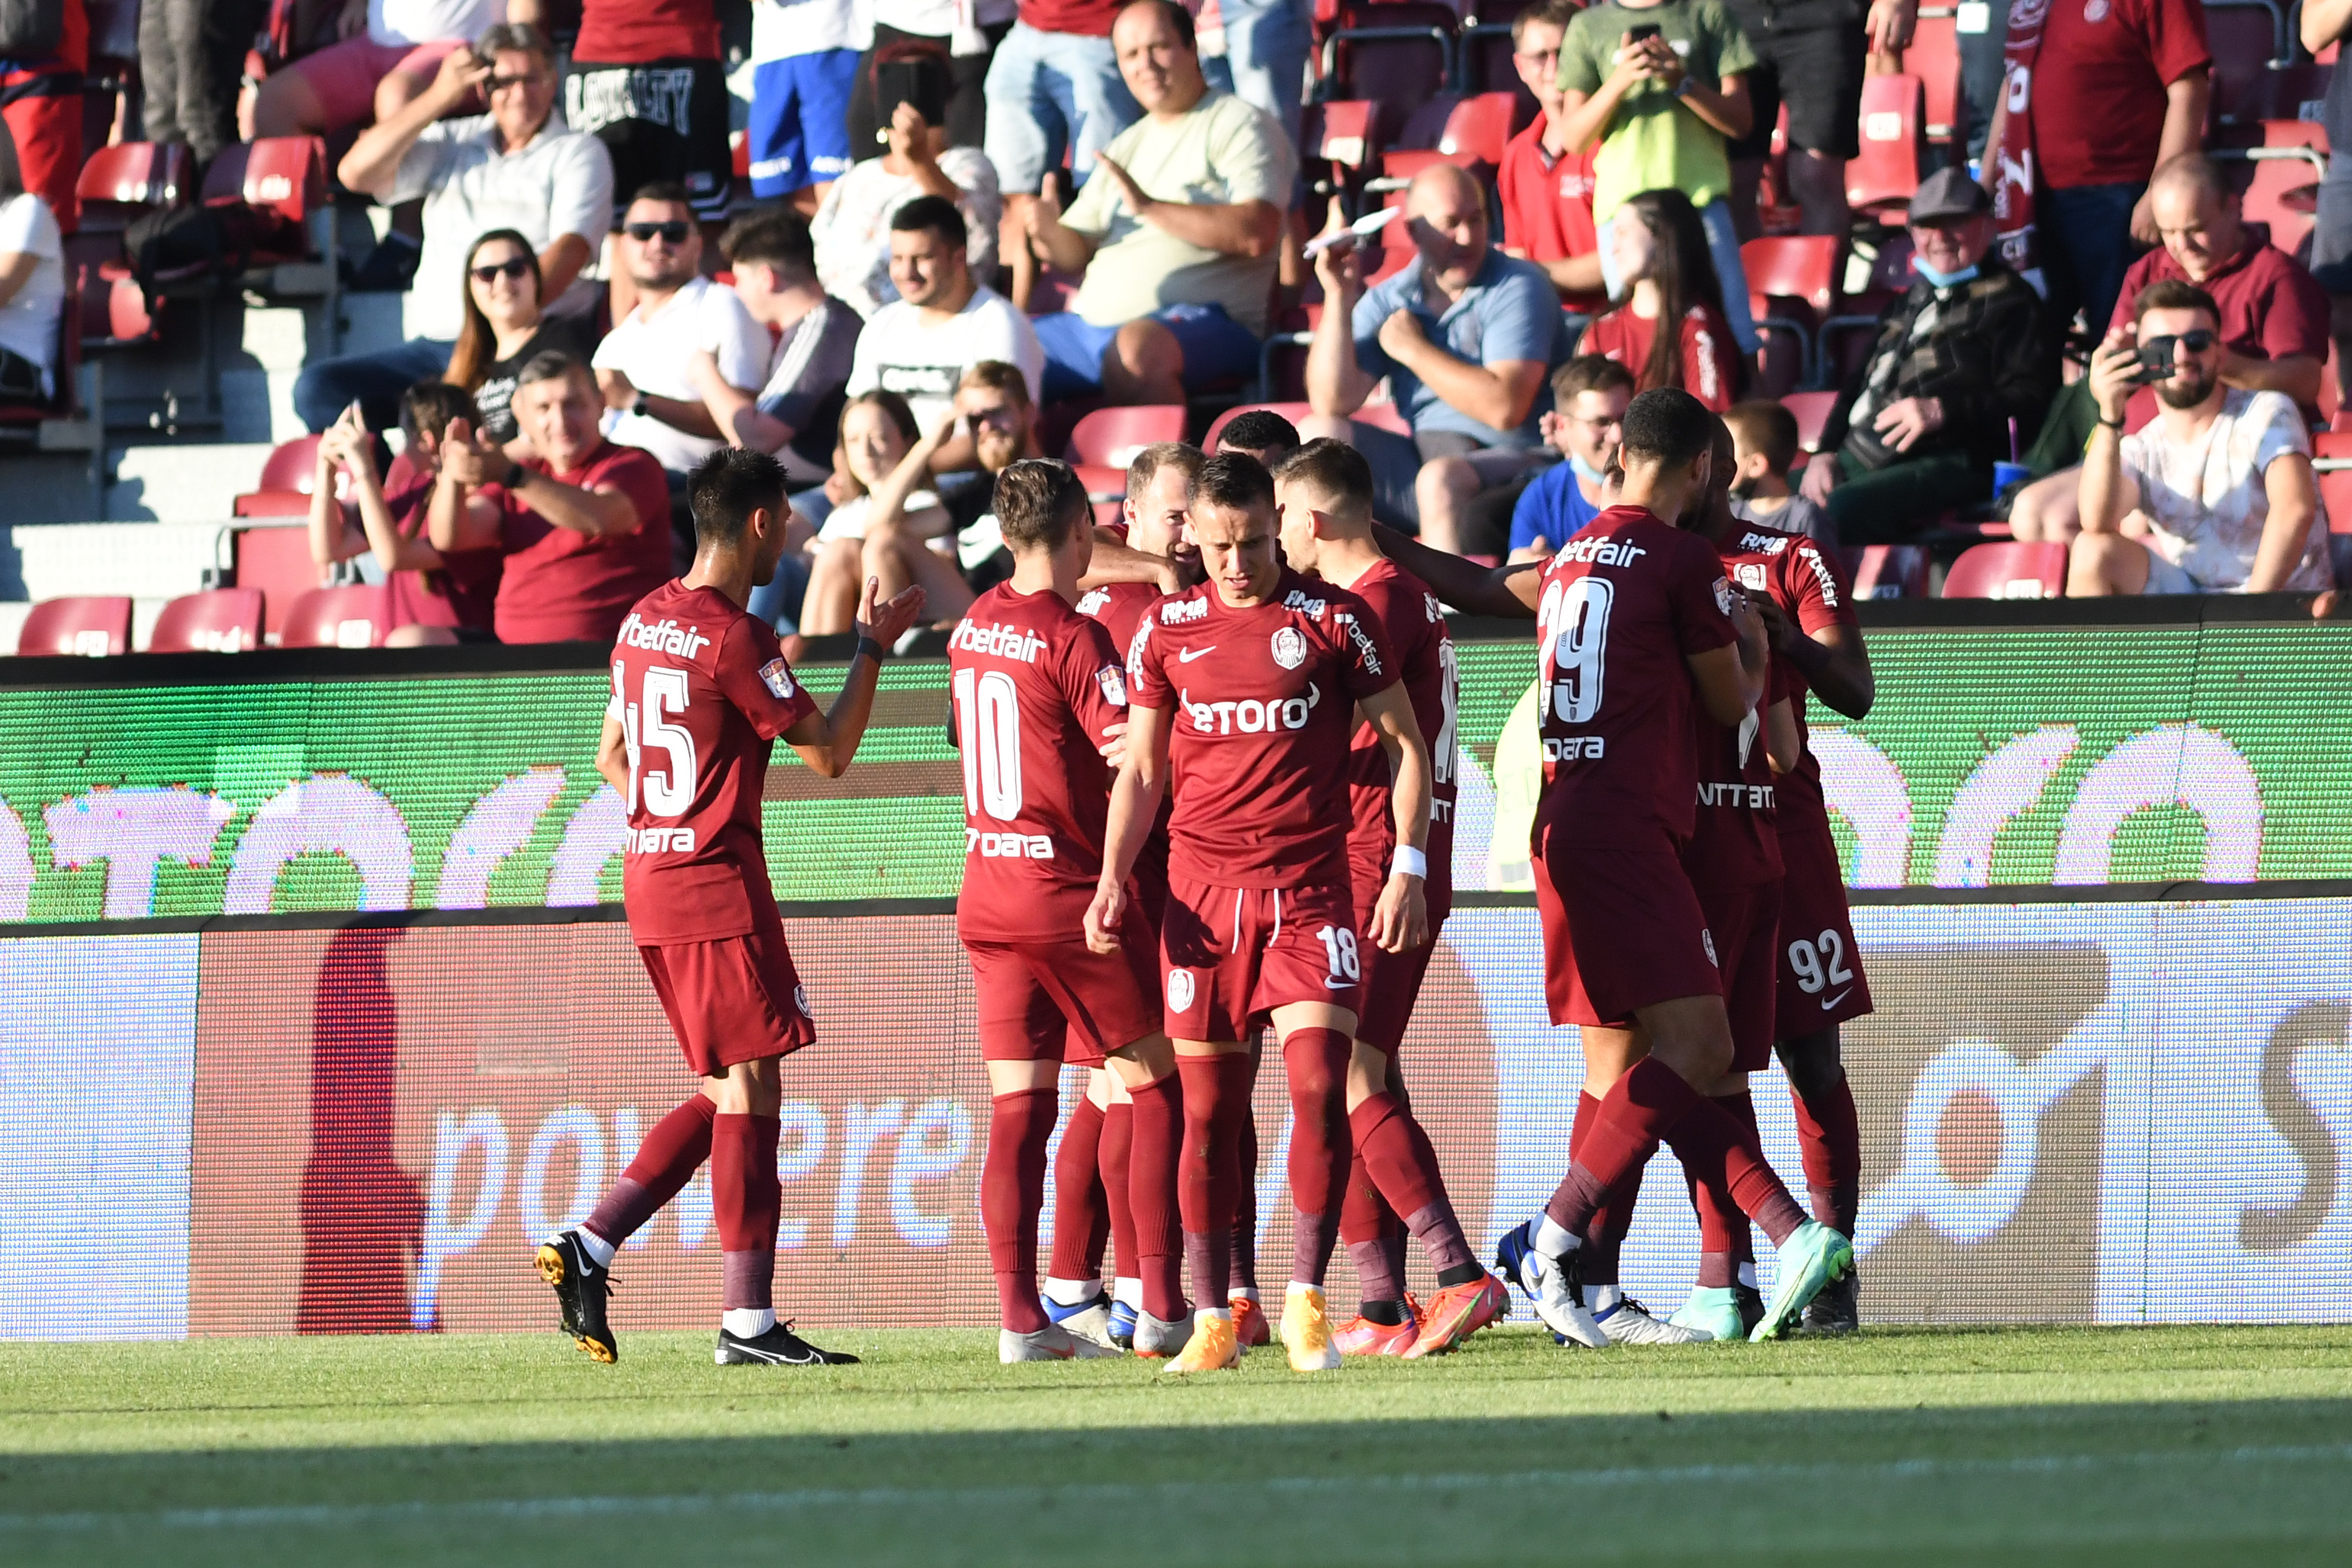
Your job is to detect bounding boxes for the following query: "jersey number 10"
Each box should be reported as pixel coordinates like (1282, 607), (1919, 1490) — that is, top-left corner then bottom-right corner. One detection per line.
(953, 666), (1024, 822)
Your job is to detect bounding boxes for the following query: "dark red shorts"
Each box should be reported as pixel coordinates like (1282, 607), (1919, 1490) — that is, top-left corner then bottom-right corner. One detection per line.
(1161, 874), (1361, 1042)
(1532, 819), (1720, 1029)
(1689, 868), (1783, 1072)
(1774, 807), (1874, 1037)
(965, 906), (1162, 1066)
(638, 922), (817, 1077)
(1350, 861), (1447, 1055)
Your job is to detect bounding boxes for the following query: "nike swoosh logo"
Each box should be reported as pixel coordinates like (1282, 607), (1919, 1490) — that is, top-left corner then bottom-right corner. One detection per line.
(1821, 989), (1850, 1010)
(1177, 645), (1216, 662)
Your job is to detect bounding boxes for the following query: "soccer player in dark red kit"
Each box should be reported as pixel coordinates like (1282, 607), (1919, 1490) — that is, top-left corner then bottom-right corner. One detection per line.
(1087, 454), (1437, 1374)
(1272, 440), (1511, 1359)
(1373, 389), (1852, 1344)
(950, 458), (1191, 1363)
(537, 446), (923, 1368)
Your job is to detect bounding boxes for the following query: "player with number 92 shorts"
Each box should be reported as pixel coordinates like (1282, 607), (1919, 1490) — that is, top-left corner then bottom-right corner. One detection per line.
(1087, 453), (1435, 1376)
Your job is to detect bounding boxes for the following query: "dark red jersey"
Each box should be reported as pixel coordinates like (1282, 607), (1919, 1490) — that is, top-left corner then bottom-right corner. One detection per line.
(1686, 653), (1788, 889)
(1076, 580), (1161, 667)
(950, 584), (1133, 944)
(1342, 556), (1457, 915)
(1715, 522), (1858, 846)
(611, 581), (816, 944)
(1128, 567), (1398, 889)
(1534, 505), (1740, 848)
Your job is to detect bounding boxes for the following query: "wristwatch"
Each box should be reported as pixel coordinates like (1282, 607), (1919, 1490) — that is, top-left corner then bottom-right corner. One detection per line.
(630, 392), (650, 419)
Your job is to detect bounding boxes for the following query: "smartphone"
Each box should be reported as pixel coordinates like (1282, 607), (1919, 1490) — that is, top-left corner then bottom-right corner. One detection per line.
(1626, 23), (1662, 41)
(875, 59), (950, 141)
(2132, 338), (2177, 384)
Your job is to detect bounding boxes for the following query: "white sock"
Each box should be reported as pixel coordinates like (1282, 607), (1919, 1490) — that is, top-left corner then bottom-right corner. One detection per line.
(1588, 1283), (1623, 1314)
(1286, 1280), (1321, 1297)
(1228, 1286), (1260, 1302)
(1199, 1304), (1233, 1323)
(722, 1307), (775, 1339)
(1532, 1215), (1582, 1259)
(1739, 1261), (1760, 1291)
(574, 1229), (616, 1268)
(1042, 1276), (1101, 1307)
(1112, 1276), (1143, 1309)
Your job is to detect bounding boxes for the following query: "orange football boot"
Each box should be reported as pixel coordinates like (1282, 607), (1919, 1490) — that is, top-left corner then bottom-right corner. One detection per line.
(1403, 1271), (1509, 1358)
(1229, 1294), (1272, 1347)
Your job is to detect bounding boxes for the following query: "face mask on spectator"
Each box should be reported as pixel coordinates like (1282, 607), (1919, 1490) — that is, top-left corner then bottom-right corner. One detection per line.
(1914, 258), (1980, 290)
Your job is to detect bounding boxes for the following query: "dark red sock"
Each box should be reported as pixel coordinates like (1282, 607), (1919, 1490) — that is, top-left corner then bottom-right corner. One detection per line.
(1099, 1100), (1136, 1282)
(1048, 1096), (1106, 1285)
(1548, 1059), (1807, 1246)
(711, 1112), (780, 1312)
(584, 1093), (716, 1249)
(983, 1089), (1056, 1333)
(1177, 1054), (1249, 1304)
(1570, 1089), (1601, 1160)
(1567, 1089), (1637, 1286)
(1350, 1092), (1475, 1277)
(1126, 1073), (1185, 1320)
(1791, 1070), (1863, 1236)
(1687, 1091), (1757, 1287)
(1230, 1096), (1260, 1294)
(1283, 1027), (1352, 1289)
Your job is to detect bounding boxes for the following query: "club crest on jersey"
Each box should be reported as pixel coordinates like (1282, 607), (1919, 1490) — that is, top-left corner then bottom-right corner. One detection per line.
(1167, 968), (1196, 1012)
(795, 983), (813, 1020)
(1270, 626), (1307, 669)
(1096, 664), (1128, 706)
(758, 657), (797, 698)
(1735, 563), (1769, 592)
(1712, 576), (1737, 616)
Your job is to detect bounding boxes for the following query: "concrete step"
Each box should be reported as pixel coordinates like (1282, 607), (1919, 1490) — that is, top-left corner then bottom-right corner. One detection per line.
(1, 519), (235, 603)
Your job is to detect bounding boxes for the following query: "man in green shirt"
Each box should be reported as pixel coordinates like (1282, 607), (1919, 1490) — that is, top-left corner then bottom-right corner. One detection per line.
(1556, 0), (1761, 354)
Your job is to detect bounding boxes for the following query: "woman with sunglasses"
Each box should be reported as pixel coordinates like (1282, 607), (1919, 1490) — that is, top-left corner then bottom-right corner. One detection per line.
(446, 229), (590, 452)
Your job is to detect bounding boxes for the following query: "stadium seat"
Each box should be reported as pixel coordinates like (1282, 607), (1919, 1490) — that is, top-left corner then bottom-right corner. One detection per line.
(1302, 99), (1384, 205)
(1457, 0), (1539, 132)
(1845, 74), (1927, 219)
(1325, 2), (1457, 127)
(2224, 125), (2327, 258)
(1205, 401), (1319, 449)
(2215, 61), (2334, 131)
(234, 433), (336, 517)
(1840, 543), (1930, 599)
(279, 585), (392, 649)
(1781, 389), (1839, 454)
(204, 137), (328, 256)
(232, 524), (327, 641)
(1067, 405), (1188, 470)
(74, 141), (194, 235)
(149, 588), (267, 653)
(2315, 465), (2352, 532)
(1743, 235), (1842, 391)
(1377, 92), (1517, 182)
(1906, 11), (1967, 147)
(17, 596), (132, 657)
(1941, 541), (2068, 599)
(2209, 0), (2293, 127)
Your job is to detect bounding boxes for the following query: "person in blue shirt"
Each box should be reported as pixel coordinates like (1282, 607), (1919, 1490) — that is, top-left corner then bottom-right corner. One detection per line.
(1508, 354), (1633, 561)
(1301, 163), (1572, 552)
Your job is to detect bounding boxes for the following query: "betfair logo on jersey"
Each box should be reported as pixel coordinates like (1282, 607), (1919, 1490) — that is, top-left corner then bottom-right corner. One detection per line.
(950, 621), (1048, 663)
(1798, 541), (1843, 609)
(1698, 781), (1775, 808)
(1075, 587), (1111, 616)
(1282, 589), (1328, 617)
(626, 826), (697, 853)
(1423, 592), (1444, 624)
(1554, 535), (1648, 567)
(618, 615), (711, 659)
(1183, 683), (1321, 734)
(1344, 616), (1386, 677)
(1160, 598), (1209, 624)
(966, 828), (1055, 858)
(1543, 736), (1606, 760)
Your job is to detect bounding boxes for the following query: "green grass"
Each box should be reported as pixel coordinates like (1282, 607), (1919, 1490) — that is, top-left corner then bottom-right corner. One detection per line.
(4, 1326), (2351, 1565)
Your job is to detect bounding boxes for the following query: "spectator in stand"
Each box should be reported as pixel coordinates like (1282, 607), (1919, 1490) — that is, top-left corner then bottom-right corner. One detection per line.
(1024, 0), (1293, 405)
(745, 0), (863, 213)
(445, 229), (591, 450)
(1507, 354), (1633, 563)
(2070, 280), (2330, 597)
(845, 196), (1045, 460)
(866, 360), (1050, 611)
(428, 351), (674, 644)
(799, 390), (951, 634)
(142, 0), (266, 170)
(1304, 163), (1567, 547)
(307, 385), (504, 644)
(1979, 0), (2208, 341)
(1498, 0), (1606, 317)
(2, 0), (82, 229)
(814, 67), (1003, 317)
(1556, 0), (1760, 354)
(1214, 407), (1299, 465)
(1580, 188), (1741, 410)
(2306, 0), (2352, 401)
(1199, 0), (1311, 157)
(849, 0), (1018, 157)
(1723, 398), (1832, 543)
(302, 24), (612, 434)
(251, 0), (508, 139)
(1802, 168), (2052, 542)
(2011, 153), (2332, 543)
(565, 0), (732, 222)
(1724, 0), (1916, 239)
(0, 126), (62, 404)
(986, 0), (1138, 310)
(693, 212), (862, 490)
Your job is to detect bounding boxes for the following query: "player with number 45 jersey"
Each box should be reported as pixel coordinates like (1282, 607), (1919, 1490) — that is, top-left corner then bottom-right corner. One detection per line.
(536, 449), (923, 1373)
(1087, 453), (1436, 1377)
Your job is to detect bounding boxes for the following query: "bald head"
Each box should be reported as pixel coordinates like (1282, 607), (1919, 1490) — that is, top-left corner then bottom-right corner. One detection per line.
(1405, 162), (1490, 285)
(2147, 152), (2244, 284)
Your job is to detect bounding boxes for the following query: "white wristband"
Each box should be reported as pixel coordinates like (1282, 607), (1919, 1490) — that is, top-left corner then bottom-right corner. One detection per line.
(1391, 845), (1428, 880)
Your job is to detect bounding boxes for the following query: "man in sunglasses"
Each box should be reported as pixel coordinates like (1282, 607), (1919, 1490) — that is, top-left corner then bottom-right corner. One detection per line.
(2070, 279), (2332, 598)
(299, 22), (614, 435)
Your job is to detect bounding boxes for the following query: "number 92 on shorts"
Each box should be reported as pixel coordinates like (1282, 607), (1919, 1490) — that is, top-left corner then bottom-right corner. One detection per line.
(1159, 874), (1361, 1041)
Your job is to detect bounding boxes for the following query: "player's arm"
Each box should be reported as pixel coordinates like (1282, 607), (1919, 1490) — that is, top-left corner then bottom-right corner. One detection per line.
(1687, 592), (1770, 727)
(780, 576), (927, 777)
(1757, 596), (1874, 719)
(1764, 695), (1802, 775)
(1077, 531), (1183, 593)
(1370, 522), (1541, 616)
(1355, 681), (1433, 955)
(597, 715), (628, 793)
(1085, 701), (1172, 953)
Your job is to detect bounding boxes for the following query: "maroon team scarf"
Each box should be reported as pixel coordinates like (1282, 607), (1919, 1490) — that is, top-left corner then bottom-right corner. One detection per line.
(1993, 0), (2049, 293)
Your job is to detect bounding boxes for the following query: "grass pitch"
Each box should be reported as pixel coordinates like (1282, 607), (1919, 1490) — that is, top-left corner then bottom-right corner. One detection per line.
(3, 1324), (2350, 1566)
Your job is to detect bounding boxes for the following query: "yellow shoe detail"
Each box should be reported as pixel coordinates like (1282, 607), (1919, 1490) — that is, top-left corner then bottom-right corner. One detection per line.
(1281, 1285), (1342, 1372)
(1164, 1310), (1241, 1373)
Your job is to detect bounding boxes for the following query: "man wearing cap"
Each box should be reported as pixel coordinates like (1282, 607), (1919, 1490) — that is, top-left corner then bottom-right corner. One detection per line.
(1801, 166), (2057, 543)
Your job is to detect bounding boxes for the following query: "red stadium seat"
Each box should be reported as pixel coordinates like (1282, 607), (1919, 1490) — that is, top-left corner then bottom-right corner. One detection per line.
(1379, 93), (1517, 181)
(74, 141), (194, 234)
(1781, 389), (1839, 454)
(279, 585), (393, 649)
(233, 433), (351, 516)
(197, 137), (327, 268)
(1846, 74), (1926, 218)
(1205, 401), (1318, 449)
(1304, 99), (1384, 177)
(2316, 465), (2352, 532)
(1067, 404), (1188, 467)
(232, 524), (327, 641)
(2312, 429), (2352, 460)
(2208, 0), (2291, 127)
(149, 589), (267, 653)
(1326, 2), (1456, 126)
(17, 596), (133, 657)
(1839, 543), (1930, 599)
(2230, 129), (2327, 258)
(1743, 235), (1842, 390)
(1940, 541), (2069, 599)
(1906, 12), (1967, 146)
(1458, 0), (1540, 134)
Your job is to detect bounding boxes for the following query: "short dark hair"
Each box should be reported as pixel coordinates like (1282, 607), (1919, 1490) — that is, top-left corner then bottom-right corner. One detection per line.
(1513, 0), (1580, 45)
(1116, 0), (1196, 50)
(722, 211), (816, 279)
(626, 181), (695, 214)
(401, 380), (481, 443)
(514, 349), (590, 391)
(687, 446), (788, 549)
(959, 359), (1032, 407)
(1552, 353), (1636, 408)
(475, 21), (552, 62)
(1272, 438), (1373, 520)
(1723, 400), (1800, 475)
(1127, 441), (1203, 503)
(1193, 451), (1275, 515)
(1618, 388), (1718, 468)
(891, 194), (968, 252)
(994, 460), (1091, 554)
(1217, 408), (1301, 462)
(2133, 277), (2221, 330)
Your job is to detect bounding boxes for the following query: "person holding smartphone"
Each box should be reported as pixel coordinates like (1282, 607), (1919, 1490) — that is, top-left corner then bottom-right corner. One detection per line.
(813, 57), (1003, 318)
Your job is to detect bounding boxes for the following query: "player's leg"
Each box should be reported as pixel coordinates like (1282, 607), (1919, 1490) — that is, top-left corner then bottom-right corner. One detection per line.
(1161, 878), (1251, 1371)
(1267, 998), (1355, 1372)
(1333, 1130), (1416, 1356)
(1103, 1032), (1188, 1354)
(708, 1053), (855, 1365)
(1778, 1024), (1862, 1334)
(1496, 1021), (1642, 1349)
(1227, 1038), (1267, 1344)
(1097, 1077), (1140, 1346)
(1673, 1074), (1765, 1342)
(539, 1087), (715, 1362)
(1042, 1066), (1116, 1342)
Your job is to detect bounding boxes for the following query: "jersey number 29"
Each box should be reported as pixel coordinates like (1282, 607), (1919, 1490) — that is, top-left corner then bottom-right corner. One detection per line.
(953, 666), (1024, 822)
(1539, 577), (1612, 724)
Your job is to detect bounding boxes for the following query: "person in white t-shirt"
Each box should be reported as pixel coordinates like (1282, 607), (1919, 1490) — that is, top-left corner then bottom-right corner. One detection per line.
(747, 0), (863, 213)
(0, 167), (64, 402)
(2073, 281), (2333, 597)
(812, 57), (1002, 318)
(253, 0), (508, 139)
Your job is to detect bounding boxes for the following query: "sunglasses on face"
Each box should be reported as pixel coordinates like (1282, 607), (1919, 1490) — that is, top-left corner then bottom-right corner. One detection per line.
(625, 221), (692, 245)
(470, 257), (531, 283)
(2144, 330), (2218, 356)
(487, 73), (542, 91)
